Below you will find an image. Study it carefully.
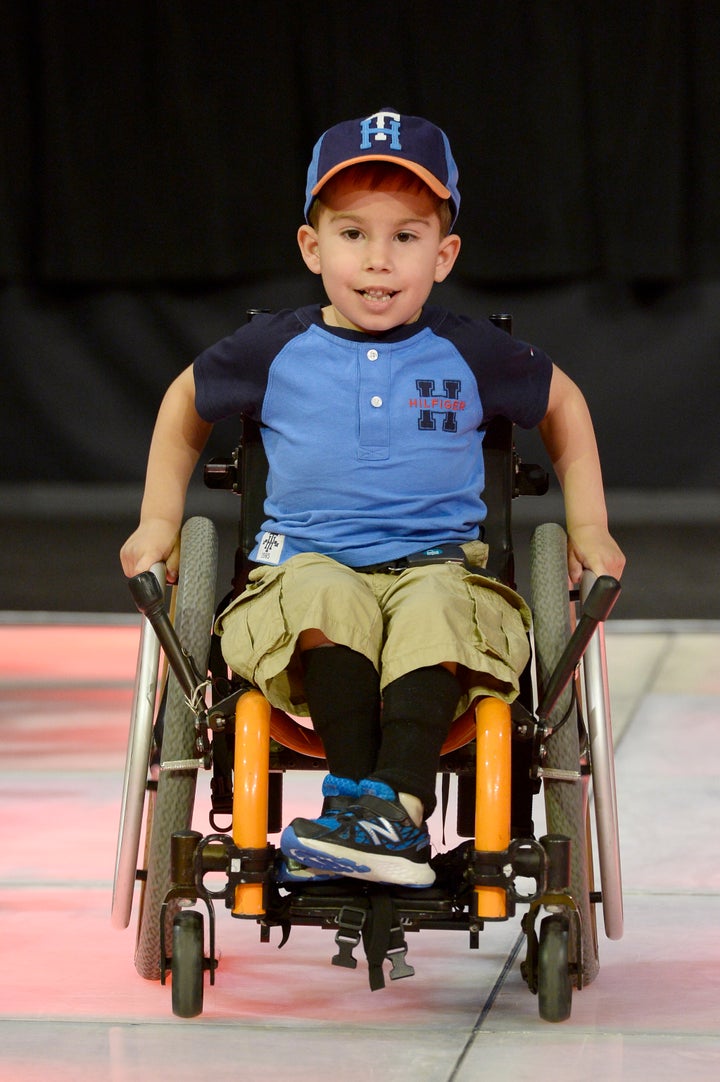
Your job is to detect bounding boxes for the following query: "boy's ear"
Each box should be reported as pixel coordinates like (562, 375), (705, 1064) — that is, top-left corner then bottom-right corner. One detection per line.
(297, 224), (322, 274)
(434, 233), (461, 283)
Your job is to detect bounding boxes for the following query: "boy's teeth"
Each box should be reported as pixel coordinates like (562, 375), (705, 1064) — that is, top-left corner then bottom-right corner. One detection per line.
(363, 289), (393, 300)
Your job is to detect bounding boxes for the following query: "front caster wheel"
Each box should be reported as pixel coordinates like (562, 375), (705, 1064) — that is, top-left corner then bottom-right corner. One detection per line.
(537, 913), (572, 1023)
(171, 910), (205, 1018)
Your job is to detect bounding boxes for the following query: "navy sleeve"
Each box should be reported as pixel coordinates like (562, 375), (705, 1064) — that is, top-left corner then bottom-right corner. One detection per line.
(193, 309), (304, 423)
(434, 311), (553, 429)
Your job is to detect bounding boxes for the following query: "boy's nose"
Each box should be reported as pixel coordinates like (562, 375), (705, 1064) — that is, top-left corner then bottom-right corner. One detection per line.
(363, 240), (393, 271)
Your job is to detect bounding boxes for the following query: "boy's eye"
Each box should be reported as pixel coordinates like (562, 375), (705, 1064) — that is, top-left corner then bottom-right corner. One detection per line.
(395, 232), (417, 243)
(341, 228), (363, 240)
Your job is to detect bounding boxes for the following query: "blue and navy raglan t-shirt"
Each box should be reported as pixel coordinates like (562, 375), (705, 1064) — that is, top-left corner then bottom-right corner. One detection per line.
(193, 304), (552, 567)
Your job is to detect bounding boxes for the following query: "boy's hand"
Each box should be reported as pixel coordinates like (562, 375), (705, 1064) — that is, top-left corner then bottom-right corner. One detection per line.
(120, 519), (181, 583)
(566, 524), (626, 585)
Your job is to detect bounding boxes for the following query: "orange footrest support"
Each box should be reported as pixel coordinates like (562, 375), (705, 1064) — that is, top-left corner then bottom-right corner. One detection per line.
(473, 698), (512, 920)
(232, 690), (271, 917)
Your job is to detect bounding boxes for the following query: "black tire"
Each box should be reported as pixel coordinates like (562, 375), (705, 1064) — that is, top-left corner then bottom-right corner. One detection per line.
(538, 914), (572, 1022)
(530, 522), (599, 987)
(134, 517), (218, 980)
(171, 910), (205, 1018)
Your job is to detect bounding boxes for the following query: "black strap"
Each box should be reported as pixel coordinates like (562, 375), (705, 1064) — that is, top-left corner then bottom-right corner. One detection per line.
(355, 542), (476, 575)
(362, 892), (395, 991)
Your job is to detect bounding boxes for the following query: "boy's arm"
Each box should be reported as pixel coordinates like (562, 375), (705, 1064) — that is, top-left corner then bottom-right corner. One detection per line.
(120, 365), (213, 580)
(537, 365), (625, 583)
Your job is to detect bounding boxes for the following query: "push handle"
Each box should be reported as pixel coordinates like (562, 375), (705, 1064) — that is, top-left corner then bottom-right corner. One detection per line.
(537, 575), (621, 726)
(128, 571), (203, 700)
(579, 574), (621, 623)
(128, 570), (165, 618)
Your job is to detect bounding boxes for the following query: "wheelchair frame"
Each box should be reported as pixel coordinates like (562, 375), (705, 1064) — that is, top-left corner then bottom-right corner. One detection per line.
(112, 315), (623, 1022)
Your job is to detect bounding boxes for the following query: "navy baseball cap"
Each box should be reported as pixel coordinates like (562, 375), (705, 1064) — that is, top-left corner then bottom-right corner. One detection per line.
(304, 108), (460, 228)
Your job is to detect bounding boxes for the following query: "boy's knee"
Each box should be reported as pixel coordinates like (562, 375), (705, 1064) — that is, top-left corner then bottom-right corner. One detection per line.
(298, 628), (335, 651)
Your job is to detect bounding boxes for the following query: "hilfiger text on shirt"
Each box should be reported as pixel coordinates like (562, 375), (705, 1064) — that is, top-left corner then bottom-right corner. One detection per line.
(409, 378), (466, 432)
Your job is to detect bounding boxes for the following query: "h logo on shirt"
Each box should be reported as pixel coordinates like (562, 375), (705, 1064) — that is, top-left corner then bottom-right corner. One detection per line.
(411, 379), (465, 432)
(360, 111), (402, 150)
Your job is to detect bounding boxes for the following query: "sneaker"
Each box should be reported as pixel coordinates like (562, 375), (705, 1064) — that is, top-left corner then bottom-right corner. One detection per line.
(280, 779), (435, 888)
(275, 775), (360, 885)
(320, 773), (361, 813)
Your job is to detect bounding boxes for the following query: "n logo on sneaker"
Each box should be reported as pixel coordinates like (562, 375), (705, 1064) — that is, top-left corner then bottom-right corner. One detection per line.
(357, 816), (400, 847)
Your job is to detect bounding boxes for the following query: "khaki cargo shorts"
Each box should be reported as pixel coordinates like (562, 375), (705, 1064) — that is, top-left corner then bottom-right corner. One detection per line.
(215, 544), (532, 720)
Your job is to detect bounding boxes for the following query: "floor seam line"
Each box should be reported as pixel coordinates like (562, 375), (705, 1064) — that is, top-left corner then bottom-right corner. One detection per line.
(446, 932), (525, 1081)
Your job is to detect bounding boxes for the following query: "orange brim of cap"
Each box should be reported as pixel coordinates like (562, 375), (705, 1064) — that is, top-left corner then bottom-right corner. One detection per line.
(311, 155), (451, 200)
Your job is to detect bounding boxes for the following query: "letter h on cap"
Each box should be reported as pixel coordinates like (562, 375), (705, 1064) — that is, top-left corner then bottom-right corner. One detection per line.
(360, 111), (402, 150)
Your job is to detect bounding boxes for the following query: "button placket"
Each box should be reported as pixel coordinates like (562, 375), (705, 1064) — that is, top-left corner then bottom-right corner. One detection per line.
(358, 344), (390, 458)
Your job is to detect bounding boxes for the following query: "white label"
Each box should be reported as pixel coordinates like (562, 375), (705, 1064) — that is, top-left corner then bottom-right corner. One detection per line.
(257, 532), (285, 565)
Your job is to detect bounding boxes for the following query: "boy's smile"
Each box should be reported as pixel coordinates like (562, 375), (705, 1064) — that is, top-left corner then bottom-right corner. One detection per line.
(297, 172), (461, 334)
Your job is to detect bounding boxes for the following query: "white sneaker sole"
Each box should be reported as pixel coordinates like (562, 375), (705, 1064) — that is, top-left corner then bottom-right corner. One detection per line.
(282, 828), (435, 888)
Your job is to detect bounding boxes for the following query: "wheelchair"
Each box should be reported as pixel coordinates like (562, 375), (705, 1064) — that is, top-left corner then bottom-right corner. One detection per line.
(112, 314), (623, 1023)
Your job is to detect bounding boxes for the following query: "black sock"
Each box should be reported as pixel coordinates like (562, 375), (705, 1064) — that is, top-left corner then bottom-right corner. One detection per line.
(301, 645), (381, 781)
(370, 666), (461, 816)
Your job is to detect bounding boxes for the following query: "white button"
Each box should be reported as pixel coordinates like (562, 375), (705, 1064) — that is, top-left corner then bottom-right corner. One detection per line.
(370, 395), (383, 408)
(367, 349), (379, 361)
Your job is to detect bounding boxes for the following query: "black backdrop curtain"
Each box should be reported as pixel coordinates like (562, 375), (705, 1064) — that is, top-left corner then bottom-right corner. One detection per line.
(3, 0), (719, 284)
(2, 1), (719, 485)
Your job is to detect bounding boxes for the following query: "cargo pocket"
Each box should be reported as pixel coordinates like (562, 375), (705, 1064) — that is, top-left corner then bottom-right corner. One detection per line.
(215, 568), (291, 678)
(466, 573), (532, 676)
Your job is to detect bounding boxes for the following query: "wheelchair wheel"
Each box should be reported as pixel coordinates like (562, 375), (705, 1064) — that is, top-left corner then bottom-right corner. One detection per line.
(171, 910), (205, 1018)
(134, 517), (218, 980)
(530, 522), (599, 987)
(537, 914), (572, 1022)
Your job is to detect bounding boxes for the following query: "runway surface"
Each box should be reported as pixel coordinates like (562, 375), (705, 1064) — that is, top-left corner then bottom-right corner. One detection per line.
(0, 616), (718, 1081)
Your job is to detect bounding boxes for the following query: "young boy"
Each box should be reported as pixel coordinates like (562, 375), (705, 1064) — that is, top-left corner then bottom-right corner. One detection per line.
(121, 109), (624, 889)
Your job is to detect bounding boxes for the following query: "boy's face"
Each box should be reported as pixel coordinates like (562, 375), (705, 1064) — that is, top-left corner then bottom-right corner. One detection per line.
(297, 170), (461, 334)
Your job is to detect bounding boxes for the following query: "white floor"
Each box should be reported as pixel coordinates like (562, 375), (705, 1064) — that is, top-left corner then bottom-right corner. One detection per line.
(0, 619), (718, 1081)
